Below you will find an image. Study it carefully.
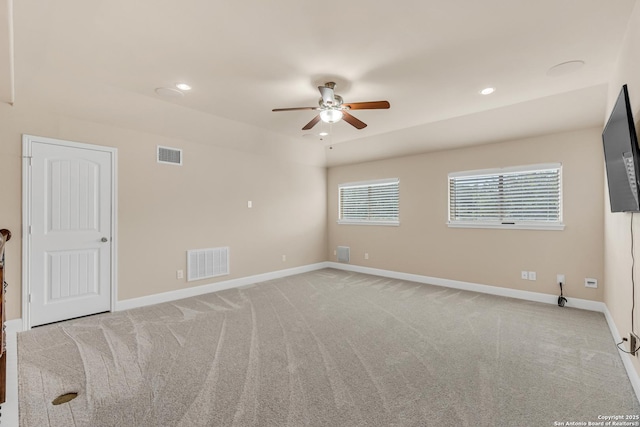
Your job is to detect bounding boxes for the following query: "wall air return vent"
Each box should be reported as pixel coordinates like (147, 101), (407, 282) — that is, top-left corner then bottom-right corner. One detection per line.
(187, 247), (230, 281)
(337, 246), (350, 263)
(157, 146), (183, 165)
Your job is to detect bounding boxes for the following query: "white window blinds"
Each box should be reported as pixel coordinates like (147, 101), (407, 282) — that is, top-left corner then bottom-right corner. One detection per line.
(339, 179), (399, 225)
(448, 164), (563, 230)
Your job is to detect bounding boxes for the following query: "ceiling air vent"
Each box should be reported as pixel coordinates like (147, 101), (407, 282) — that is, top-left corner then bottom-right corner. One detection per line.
(157, 146), (182, 165)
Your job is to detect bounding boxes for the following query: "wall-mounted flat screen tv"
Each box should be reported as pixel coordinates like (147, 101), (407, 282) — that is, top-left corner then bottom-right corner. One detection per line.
(603, 84), (640, 213)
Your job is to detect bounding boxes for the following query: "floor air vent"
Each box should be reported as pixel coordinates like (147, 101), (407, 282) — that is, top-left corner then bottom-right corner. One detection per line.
(157, 146), (182, 165)
(187, 247), (229, 281)
(337, 246), (350, 263)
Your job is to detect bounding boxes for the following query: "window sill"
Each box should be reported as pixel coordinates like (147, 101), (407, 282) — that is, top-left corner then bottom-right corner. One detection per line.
(447, 222), (565, 231)
(338, 220), (400, 226)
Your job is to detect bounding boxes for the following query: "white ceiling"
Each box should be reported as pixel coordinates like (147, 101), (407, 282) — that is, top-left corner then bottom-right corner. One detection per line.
(4, 0), (638, 166)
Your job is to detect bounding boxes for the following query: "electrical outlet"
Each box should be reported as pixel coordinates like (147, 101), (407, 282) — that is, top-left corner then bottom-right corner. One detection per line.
(176, 269), (184, 279)
(631, 333), (640, 356)
(364, 253), (369, 260)
(247, 200), (252, 208)
(521, 271), (528, 280)
(528, 271), (537, 281)
(557, 274), (565, 285)
(282, 255), (286, 262)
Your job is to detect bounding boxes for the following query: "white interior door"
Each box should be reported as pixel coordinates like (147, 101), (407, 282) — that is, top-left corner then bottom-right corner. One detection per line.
(24, 136), (116, 327)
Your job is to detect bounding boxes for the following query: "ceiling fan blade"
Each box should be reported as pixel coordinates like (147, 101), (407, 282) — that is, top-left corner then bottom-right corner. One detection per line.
(343, 101), (390, 110)
(272, 107), (320, 112)
(342, 111), (367, 129)
(302, 115), (321, 130)
(318, 86), (335, 105)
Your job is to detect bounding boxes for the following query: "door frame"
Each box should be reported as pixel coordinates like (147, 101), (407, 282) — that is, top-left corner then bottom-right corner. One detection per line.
(21, 134), (118, 330)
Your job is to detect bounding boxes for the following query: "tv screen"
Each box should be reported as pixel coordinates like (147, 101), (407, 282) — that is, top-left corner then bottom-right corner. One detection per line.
(603, 84), (640, 213)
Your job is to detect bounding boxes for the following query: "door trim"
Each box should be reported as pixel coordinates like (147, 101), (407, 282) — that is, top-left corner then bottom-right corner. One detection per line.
(22, 135), (118, 330)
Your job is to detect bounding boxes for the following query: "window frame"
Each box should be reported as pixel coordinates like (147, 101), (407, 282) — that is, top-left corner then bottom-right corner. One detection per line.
(338, 178), (400, 226)
(447, 163), (564, 231)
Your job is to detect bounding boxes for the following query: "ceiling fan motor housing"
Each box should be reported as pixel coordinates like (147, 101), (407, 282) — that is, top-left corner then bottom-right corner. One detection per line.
(319, 94), (343, 108)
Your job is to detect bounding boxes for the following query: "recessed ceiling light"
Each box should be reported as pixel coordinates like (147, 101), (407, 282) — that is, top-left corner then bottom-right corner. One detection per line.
(176, 83), (192, 91)
(480, 87), (495, 95)
(319, 132), (329, 136)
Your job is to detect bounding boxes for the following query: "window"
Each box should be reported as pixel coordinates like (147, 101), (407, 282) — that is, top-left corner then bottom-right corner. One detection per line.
(338, 179), (399, 225)
(448, 163), (563, 230)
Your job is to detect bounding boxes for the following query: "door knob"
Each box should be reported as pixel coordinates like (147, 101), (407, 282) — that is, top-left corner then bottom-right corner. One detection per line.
(101, 237), (109, 242)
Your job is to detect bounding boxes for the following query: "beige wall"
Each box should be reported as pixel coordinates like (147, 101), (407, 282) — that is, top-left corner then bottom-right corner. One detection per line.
(605, 1), (640, 374)
(0, 103), (327, 320)
(328, 128), (605, 301)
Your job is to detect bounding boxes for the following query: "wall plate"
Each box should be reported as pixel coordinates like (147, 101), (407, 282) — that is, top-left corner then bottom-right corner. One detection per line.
(585, 278), (598, 288)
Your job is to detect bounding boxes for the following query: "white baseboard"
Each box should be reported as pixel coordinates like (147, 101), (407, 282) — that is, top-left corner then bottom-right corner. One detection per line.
(3, 318), (23, 427)
(327, 262), (606, 312)
(118, 260), (604, 313)
(603, 305), (640, 403)
(115, 262), (331, 311)
(6, 318), (23, 335)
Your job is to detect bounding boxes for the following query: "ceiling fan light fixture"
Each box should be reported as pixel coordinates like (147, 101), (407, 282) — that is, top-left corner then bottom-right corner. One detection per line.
(320, 109), (343, 124)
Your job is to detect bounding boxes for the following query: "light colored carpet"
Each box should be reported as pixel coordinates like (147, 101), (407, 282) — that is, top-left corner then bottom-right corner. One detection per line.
(18, 269), (640, 426)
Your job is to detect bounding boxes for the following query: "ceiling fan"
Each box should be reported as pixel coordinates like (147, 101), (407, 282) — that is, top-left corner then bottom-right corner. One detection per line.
(272, 82), (390, 130)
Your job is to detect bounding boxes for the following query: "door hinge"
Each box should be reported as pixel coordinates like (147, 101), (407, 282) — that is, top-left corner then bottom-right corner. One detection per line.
(28, 293), (32, 303)
(23, 156), (32, 166)
(28, 225), (32, 235)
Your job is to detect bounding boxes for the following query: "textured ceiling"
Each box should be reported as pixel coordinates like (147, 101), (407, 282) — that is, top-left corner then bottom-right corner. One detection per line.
(4, 0), (638, 165)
